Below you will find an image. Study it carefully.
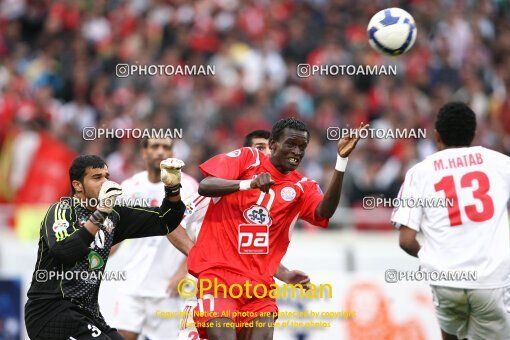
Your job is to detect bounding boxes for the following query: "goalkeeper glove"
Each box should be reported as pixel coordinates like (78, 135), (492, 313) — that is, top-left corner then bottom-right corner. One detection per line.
(97, 180), (122, 214)
(160, 158), (185, 187)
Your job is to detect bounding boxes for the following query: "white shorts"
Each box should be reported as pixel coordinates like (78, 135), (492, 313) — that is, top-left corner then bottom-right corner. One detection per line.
(177, 299), (199, 340)
(111, 294), (180, 340)
(431, 285), (510, 340)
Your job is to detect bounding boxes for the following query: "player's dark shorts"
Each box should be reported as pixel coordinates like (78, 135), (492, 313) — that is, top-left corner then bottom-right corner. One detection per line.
(25, 299), (122, 340)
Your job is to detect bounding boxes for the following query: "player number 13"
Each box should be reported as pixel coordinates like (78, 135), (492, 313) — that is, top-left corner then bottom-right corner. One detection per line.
(434, 171), (495, 226)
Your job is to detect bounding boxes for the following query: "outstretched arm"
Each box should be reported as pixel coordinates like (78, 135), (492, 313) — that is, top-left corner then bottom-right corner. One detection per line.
(198, 177), (247, 197)
(198, 173), (275, 197)
(167, 225), (194, 256)
(315, 123), (368, 218)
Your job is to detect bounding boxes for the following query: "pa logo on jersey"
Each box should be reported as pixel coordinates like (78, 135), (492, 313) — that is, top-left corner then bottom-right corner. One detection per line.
(243, 205), (272, 226)
(238, 224), (269, 254)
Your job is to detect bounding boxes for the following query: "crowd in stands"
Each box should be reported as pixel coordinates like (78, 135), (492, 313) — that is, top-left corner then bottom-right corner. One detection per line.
(0, 0), (509, 209)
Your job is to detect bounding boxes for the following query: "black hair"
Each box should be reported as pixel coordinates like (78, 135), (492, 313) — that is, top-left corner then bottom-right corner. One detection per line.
(69, 155), (107, 194)
(270, 118), (310, 142)
(435, 102), (477, 147)
(243, 130), (271, 147)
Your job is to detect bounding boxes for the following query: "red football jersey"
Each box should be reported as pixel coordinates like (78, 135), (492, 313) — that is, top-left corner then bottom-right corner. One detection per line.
(187, 147), (329, 285)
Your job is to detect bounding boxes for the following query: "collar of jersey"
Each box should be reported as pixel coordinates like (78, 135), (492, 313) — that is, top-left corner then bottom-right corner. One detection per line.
(261, 157), (300, 181)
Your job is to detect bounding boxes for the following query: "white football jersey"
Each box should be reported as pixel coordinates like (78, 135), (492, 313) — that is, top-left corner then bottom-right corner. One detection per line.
(119, 171), (198, 297)
(391, 146), (510, 288)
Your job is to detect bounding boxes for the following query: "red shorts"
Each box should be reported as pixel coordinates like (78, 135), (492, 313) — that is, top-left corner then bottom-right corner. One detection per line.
(193, 268), (278, 339)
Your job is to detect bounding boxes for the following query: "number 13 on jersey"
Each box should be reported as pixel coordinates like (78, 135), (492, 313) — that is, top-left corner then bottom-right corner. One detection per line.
(434, 170), (495, 226)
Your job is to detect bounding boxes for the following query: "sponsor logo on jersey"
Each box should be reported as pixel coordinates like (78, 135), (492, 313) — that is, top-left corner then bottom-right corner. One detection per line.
(238, 224), (269, 254)
(185, 200), (195, 218)
(243, 205), (272, 226)
(226, 149), (241, 157)
(280, 187), (296, 202)
(88, 250), (105, 270)
(53, 219), (69, 233)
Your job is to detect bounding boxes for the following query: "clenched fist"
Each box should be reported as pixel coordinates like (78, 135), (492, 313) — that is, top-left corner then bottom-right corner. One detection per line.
(250, 172), (275, 193)
(160, 158), (185, 187)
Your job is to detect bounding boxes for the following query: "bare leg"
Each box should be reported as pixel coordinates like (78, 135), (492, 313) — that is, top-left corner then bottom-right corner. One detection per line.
(441, 329), (459, 340)
(117, 330), (137, 340)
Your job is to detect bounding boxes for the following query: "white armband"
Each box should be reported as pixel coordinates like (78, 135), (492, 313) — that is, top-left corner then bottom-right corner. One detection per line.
(239, 180), (252, 191)
(335, 155), (349, 172)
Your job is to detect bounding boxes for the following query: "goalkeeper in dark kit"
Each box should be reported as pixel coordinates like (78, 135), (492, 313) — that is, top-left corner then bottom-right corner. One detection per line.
(25, 155), (188, 339)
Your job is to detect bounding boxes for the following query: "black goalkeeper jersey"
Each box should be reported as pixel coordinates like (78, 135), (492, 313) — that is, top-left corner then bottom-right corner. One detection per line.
(25, 196), (185, 338)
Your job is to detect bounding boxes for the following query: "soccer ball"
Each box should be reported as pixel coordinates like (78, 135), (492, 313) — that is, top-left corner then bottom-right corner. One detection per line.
(367, 8), (417, 56)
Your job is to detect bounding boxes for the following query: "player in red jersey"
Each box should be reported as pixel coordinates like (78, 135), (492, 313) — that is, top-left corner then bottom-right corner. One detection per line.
(187, 118), (368, 339)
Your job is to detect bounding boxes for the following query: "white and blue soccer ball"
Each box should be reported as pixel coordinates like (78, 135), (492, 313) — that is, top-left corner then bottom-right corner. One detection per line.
(367, 8), (417, 56)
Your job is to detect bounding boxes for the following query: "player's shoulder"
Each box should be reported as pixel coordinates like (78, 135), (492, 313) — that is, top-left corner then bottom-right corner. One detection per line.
(184, 194), (211, 216)
(224, 147), (263, 158)
(476, 146), (510, 162)
(186, 193), (211, 208)
(291, 173), (320, 193)
(45, 199), (74, 223)
(226, 147), (265, 169)
(181, 172), (199, 198)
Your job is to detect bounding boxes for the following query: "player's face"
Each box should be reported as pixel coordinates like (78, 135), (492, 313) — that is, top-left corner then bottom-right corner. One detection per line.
(250, 138), (270, 156)
(79, 166), (110, 199)
(269, 128), (309, 173)
(143, 138), (173, 172)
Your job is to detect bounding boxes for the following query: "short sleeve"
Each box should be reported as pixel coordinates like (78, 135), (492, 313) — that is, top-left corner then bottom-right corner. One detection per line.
(390, 167), (423, 231)
(199, 147), (261, 180)
(299, 181), (329, 228)
(181, 194), (210, 242)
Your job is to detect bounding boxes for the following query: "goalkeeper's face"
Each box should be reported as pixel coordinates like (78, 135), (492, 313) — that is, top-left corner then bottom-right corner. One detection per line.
(78, 166), (110, 200)
(143, 138), (173, 172)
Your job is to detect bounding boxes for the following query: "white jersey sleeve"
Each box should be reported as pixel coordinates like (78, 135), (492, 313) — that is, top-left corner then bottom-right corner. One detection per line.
(180, 173), (199, 201)
(181, 193), (211, 242)
(391, 165), (423, 231)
